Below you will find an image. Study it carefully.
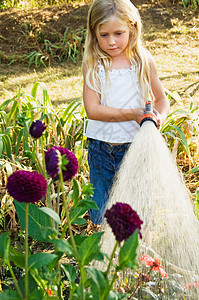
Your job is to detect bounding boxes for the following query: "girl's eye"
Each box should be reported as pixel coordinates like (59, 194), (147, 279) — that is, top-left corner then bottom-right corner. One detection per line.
(116, 32), (122, 35)
(100, 34), (107, 37)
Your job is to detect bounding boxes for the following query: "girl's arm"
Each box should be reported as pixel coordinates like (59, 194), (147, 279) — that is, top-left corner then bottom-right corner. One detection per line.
(83, 65), (144, 123)
(149, 55), (170, 129)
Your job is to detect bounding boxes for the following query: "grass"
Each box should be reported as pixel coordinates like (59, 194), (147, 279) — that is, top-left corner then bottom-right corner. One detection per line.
(0, 61), (83, 106)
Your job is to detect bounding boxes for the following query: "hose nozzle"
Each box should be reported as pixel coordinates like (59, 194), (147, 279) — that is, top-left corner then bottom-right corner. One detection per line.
(140, 100), (157, 127)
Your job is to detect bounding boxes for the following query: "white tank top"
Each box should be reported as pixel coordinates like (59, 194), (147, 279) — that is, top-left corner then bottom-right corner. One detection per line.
(86, 63), (143, 143)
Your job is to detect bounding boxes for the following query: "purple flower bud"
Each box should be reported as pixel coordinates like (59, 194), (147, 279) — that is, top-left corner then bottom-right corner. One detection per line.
(29, 120), (46, 138)
(105, 202), (143, 243)
(45, 146), (78, 181)
(6, 170), (47, 203)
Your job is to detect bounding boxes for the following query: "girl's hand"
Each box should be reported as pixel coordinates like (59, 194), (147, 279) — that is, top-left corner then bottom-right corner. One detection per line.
(134, 108), (145, 125)
(153, 108), (163, 130)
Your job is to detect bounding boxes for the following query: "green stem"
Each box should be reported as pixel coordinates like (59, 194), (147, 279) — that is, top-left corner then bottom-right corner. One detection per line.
(7, 261), (23, 299)
(40, 136), (47, 178)
(26, 122), (45, 177)
(59, 169), (82, 297)
(60, 170), (78, 258)
(104, 271), (118, 300)
(127, 268), (153, 299)
(105, 241), (119, 277)
(25, 202), (29, 300)
(47, 180), (53, 209)
(57, 179), (61, 216)
(79, 265), (85, 300)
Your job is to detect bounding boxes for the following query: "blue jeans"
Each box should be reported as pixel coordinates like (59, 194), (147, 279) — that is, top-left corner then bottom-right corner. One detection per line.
(88, 138), (130, 224)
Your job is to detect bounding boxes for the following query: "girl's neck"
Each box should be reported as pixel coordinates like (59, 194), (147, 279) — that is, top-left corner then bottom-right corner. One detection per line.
(109, 54), (132, 71)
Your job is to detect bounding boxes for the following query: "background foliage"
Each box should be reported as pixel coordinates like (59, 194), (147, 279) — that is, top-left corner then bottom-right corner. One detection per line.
(0, 0), (198, 10)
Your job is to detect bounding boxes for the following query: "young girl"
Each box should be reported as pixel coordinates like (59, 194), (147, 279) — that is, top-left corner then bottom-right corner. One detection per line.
(83, 0), (170, 224)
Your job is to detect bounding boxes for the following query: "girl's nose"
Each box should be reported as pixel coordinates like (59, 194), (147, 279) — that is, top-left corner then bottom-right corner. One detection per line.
(108, 35), (116, 46)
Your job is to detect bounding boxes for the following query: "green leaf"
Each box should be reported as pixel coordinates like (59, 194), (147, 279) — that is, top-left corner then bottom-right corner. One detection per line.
(195, 189), (199, 219)
(7, 100), (18, 126)
(14, 201), (52, 241)
(40, 207), (61, 224)
(0, 136), (3, 157)
(0, 290), (21, 300)
(61, 264), (77, 283)
(72, 178), (80, 206)
(31, 82), (52, 108)
(40, 226), (59, 241)
(10, 247), (25, 269)
(0, 99), (13, 111)
(72, 217), (87, 225)
(86, 267), (109, 300)
(18, 273), (38, 297)
(51, 238), (74, 257)
(28, 252), (57, 270)
(171, 125), (190, 157)
(69, 198), (98, 224)
(79, 232), (104, 266)
(81, 183), (94, 196)
(186, 165), (199, 175)
(77, 198), (98, 210)
(28, 289), (43, 300)
(2, 134), (12, 159)
(0, 231), (10, 264)
(69, 207), (88, 223)
(117, 230), (138, 270)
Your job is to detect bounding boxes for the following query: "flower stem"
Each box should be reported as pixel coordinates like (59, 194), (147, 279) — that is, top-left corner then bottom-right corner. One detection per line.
(40, 136), (47, 178)
(79, 265), (85, 300)
(7, 261), (23, 299)
(26, 122), (45, 177)
(25, 202), (29, 300)
(105, 241), (119, 277)
(128, 268), (153, 299)
(104, 271), (117, 300)
(56, 179), (61, 216)
(59, 169), (78, 257)
(59, 169), (82, 297)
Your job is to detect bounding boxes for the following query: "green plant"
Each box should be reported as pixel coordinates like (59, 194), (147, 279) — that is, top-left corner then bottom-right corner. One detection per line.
(182, 0), (199, 8)
(161, 89), (199, 162)
(24, 51), (50, 68)
(0, 131), (143, 299)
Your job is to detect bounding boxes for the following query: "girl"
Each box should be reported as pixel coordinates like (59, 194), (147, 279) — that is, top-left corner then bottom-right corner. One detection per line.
(83, 0), (170, 224)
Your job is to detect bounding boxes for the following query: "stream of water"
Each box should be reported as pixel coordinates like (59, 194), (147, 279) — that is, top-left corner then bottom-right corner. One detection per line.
(100, 121), (199, 297)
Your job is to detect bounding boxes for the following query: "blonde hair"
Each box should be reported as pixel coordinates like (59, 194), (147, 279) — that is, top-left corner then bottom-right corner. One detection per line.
(83, 0), (152, 105)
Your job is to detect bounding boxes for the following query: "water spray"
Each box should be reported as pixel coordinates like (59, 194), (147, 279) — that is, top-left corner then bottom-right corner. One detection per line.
(100, 102), (199, 297)
(140, 100), (157, 127)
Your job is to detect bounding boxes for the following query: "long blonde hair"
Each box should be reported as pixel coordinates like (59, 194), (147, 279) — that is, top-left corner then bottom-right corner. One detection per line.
(83, 0), (151, 105)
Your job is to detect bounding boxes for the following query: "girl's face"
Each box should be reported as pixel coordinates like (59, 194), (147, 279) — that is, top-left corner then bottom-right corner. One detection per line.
(97, 16), (130, 59)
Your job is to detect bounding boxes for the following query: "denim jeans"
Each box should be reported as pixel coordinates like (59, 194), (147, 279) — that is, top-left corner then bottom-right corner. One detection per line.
(88, 138), (131, 224)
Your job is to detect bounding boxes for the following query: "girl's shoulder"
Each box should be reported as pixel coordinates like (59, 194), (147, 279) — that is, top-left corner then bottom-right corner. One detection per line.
(144, 49), (156, 66)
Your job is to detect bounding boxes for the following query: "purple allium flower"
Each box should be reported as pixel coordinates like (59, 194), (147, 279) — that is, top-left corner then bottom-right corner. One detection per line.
(45, 146), (78, 181)
(105, 202), (143, 243)
(29, 120), (46, 138)
(6, 170), (47, 203)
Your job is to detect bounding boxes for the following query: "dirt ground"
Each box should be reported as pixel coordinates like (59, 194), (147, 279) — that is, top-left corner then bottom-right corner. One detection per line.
(0, 0), (198, 104)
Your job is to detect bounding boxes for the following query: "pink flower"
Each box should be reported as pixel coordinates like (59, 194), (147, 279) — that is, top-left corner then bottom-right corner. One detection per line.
(140, 255), (168, 278)
(184, 281), (199, 289)
(45, 288), (53, 296)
